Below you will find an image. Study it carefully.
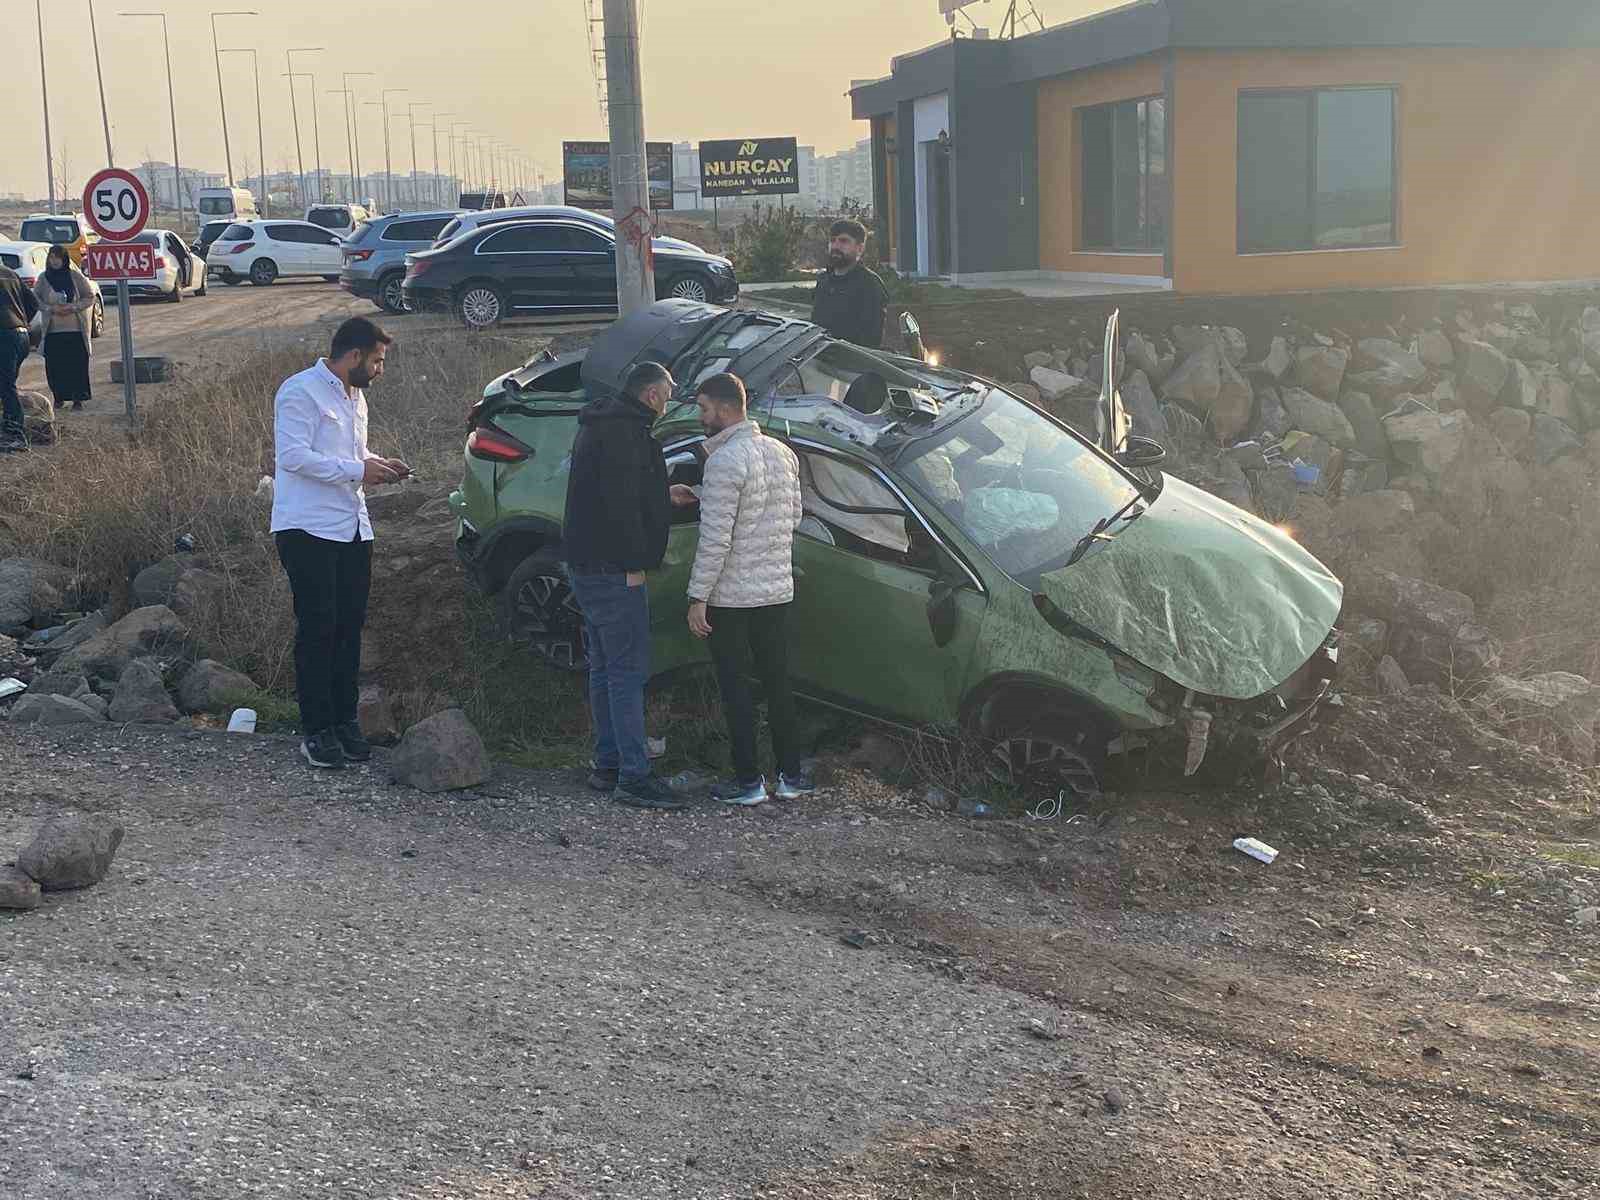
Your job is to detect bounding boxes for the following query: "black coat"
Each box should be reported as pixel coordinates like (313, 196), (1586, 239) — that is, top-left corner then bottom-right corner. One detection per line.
(0, 266), (38, 333)
(563, 393), (670, 572)
(810, 265), (887, 349)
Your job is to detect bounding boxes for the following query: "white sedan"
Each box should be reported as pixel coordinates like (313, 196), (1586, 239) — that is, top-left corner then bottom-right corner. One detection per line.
(0, 239), (106, 336)
(111, 229), (207, 303)
(207, 220), (345, 286)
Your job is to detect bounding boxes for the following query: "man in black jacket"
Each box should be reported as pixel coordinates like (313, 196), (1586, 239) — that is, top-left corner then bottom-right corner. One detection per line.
(810, 218), (887, 349)
(564, 360), (693, 810)
(0, 263), (39, 452)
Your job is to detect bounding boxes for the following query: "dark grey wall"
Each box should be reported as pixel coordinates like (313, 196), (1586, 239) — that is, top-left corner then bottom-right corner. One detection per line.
(1167, 0), (1600, 48)
(895, 99), (918, 274)
(951, 42), (1039, 275)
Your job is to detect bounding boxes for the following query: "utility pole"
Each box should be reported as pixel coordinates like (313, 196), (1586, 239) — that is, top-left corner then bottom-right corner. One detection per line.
(449, 121), (468, 205)
(290, 71), (324, 203)
(603, 0), (654, 314)
(406, 101), (427, 211)
(382, 89), (406, 212)
(286, 47), (323, 211)
(221, 47), (266, 215)
(87, 0), (115, 164)
(433, 112), (454, 207)
(121, 12), (185, 231)
(210, 11), (256, 186)
(35, 0), (56, 212)
(342, 71), (374, 204)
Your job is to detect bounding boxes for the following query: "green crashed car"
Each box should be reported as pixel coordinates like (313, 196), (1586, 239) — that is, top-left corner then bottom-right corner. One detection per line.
(448, 300), (1343, 795)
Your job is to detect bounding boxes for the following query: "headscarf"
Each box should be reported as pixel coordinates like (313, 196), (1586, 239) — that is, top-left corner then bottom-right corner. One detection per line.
(43, 247), (76, 299)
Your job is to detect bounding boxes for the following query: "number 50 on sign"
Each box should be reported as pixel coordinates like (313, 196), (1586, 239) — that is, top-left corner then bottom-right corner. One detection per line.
(81, 168), (151, 242)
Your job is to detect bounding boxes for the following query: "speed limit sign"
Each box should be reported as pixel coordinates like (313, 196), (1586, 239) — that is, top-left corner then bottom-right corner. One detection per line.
(82, 167), (151, 242)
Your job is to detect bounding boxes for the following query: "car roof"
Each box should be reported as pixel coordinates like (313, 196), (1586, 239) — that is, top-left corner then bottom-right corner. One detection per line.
(375, 209), (461, 222)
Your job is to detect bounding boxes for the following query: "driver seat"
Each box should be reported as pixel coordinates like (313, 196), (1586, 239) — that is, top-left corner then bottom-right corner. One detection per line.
(842, 371), (888, 415)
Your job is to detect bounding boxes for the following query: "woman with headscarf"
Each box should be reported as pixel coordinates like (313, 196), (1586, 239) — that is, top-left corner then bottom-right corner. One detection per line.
(33, 245), (95, 410)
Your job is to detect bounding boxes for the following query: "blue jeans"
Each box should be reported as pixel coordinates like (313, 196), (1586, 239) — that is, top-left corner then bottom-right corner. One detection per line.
(0, 328), (27, 437)
(569, 571), (651, 781)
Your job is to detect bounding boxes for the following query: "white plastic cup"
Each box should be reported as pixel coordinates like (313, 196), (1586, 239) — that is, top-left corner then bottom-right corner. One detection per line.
(226, 708), (258, 734)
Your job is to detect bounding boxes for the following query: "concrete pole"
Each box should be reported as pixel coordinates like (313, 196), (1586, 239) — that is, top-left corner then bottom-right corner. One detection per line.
(603, 0), (654, 314)
(87, 0), (115, 165)
(36, 0), (56, 212)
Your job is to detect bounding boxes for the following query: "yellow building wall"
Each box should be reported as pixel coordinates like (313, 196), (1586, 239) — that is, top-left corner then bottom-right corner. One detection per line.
(1171, 48), (1600, 293)
(1036, 57), (1169, 279)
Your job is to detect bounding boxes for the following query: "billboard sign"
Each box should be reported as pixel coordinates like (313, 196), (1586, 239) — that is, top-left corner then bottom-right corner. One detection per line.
(699, 138), (800, 197)
(562, 141), (674, 211)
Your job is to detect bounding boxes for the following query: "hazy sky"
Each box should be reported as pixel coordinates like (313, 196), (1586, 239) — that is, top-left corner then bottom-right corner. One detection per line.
(6, 0), (1109, 201)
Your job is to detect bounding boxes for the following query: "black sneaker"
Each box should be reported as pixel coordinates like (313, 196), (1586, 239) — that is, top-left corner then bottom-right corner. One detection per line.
(333, 721), (372, 763)
(711, 776), (768, 807)
(588, 765), (620, 792)
(301, 729), (345, 770)
(0, 434), (28, 454)
(775, 769), (816, 800)
(614, 775), (687, 811)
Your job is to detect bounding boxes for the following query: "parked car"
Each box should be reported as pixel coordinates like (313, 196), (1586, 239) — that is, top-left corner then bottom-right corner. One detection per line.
(305, 203), (371, 236)
(192, 219), (232, 261)
(340, 210), (460, 314)
(432, 205), (704, 253)
(1, 240), (104, 338)
(457, 190), (507, 211)
(195, 186), (259, 223)
(16, 213), (96, 267)
(403, 217), (739, 327)
(206, 220), (344, 286)
(448, 301), (1343, 797)
(110, 229), (206, 302)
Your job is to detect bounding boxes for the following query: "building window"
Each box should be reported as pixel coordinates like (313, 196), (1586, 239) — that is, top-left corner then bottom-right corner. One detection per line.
(1237, 87), (1397, 253)
(1080, 96), (1166, 253)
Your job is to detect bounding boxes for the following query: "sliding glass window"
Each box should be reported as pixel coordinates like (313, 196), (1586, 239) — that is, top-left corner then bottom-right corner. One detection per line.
(1080, 96), (1166, 253)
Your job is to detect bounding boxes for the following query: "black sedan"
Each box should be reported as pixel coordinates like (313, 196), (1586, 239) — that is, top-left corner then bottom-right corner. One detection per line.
(402, 216), (739, 328)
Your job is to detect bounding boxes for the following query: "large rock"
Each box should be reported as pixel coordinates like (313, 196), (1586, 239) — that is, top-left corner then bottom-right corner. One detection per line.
(1537, 369), (1581, 429)
(0, 866), (42, 910)
(0, 558), (72, 637)
(1124, 331), (1172, 385)
(1456, 339), (1512, 413)
(1255, 386), (1289, 438)
(1533, 412), (1582, 465)
(26, 670), (91, 699)
(1375, 656), (1411, 696)
(1022, 350), (1054, 371)
(133, 556), (225, 624)
(1382, 409), (1469, 486)
(1332, 489), (1415, 539)
(1172, 324), (1247, 366)
(1418, 329), (1455, 370)
(7, 693), (103, 726)
(18, 390), (55, 444)
(1390, 622), (1501, 690)
(108, 659), (179, 724)
(1161, 343), (1222, 411)
(1500, 360), (1540, 410)
(176, 659), (256, 716)
(1344, 615), (1389, 664)
(387, 708), (491, 793)
(131, 555), (188, 609)
(1336, 390), (1389, 460)
(1257, 336), (1293, 381)
(36, 611), (107, 665)
(1350, 338), (1426, 400)
(1480, 672), (1600, 763)
(16, 814), (126, 891)
(1486, 407), (1533, 458)
(1120, 369), (1169, 448)
(1281, 387), (1357, 448)
(53, 605), (191, 685)
(1030, 365), (1093, 403)
(1212, 356), (1255, 442)
(1294, 346), (1349, 400)
(1348, 567), (1474, 638)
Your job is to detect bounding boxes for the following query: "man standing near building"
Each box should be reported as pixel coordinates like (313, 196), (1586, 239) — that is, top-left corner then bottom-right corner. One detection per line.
(0, 261), (39, 453)
(685, 373), (812, 806)
(810, 218), (887, 349)
(564, 360), (695, 811)
(272, 316), (409, 769)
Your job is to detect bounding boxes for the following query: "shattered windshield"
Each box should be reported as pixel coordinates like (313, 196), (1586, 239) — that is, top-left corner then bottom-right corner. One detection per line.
(898, 391), (1140, 580)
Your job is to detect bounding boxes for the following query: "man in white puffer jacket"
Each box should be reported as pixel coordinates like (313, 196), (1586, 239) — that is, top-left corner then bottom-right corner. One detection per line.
(686, 373), (811, 806)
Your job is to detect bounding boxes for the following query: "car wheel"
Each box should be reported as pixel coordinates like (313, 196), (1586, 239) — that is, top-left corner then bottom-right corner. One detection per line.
(458, 283), (505, 329)
(249, 258), (278, 286)
(665, 274), (710, 303)
(196, 276), (207, 297)
(991, 716), (1106, 804)
(167, 280), (183, 303)
(91, 297), (104, 338)
(500, 551), (588, 671)
(221, 272), (242, 286)
(378, 272), (407, 315)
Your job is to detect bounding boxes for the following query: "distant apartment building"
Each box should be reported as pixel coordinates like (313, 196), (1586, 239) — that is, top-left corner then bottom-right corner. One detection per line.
(815, 138), (874, 211)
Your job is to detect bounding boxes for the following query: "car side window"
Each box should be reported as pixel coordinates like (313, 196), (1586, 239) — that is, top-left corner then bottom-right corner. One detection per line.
(479, 225), (568, 254)
(662, 439), (704, 527)
(266, 224), (302, 242)
(794, 449), (937, 574)
(563, 227), (612, 254)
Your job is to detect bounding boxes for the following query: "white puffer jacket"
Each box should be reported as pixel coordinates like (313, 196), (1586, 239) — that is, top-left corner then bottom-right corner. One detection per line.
(688, 420), (802, 608)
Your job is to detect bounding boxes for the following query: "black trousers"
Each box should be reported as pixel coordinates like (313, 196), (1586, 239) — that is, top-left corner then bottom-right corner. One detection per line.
(275, 529), (372, 734)
(707, 602), (799, 783)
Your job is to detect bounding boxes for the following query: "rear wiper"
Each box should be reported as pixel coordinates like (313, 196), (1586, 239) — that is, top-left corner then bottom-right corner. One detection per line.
(1066, 495), (1145, 566)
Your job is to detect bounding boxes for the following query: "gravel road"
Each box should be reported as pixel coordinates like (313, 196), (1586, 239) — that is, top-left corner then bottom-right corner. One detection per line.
(4, 714), (1597, 1199)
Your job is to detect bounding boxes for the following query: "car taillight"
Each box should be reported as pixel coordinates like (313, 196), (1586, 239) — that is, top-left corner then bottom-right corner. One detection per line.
(226, 241), (255, 255)
(346, 249), (373, 262)
(406, 258), (432, 278)
(466, 426), (532, 463)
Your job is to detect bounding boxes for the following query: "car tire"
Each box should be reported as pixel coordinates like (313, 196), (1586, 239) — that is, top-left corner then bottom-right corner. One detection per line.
(91, 297), (104, 338)
(990, 711), (1107, 804)
(196, 276), (207, 297)
(458, 283), (506, 329)
(249, 258), (278, 286)
(665, 273), (711, 303)
(221, 271), (242, 286)
(500, 550), (588, 672)
(377, 272), (407, 315)
(167, 280), (183, 303)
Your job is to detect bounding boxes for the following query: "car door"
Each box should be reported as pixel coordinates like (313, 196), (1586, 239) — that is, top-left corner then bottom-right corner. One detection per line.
(645, 436), (711, 677)
(562, 225), (619, 312)
(163, 233), (191, 288)
(783, 443), (986, 727)
(474, 225), (573, 311)
(264, 224), (308, 273)
(306, 225), (344, 273)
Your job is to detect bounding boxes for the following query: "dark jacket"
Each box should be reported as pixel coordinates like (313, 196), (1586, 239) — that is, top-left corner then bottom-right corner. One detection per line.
(810, 264), (886, 349)
(0, 266), (39, 333)
(563, 392), (670, 573)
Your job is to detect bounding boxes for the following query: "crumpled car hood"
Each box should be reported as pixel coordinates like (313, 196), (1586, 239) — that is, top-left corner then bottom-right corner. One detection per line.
(1035, 476), (1343, 700)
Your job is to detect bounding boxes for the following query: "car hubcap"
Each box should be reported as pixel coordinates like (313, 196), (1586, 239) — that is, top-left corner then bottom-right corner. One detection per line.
(462, 288), (500, 327)
(670, 277), (709, 302)
(993, 735), (1102, 803)
(383, 278), (404, 310)
(512, 573), (587, 670)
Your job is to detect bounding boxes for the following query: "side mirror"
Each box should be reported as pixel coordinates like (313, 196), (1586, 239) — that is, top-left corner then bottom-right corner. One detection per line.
(927, 577), (959, 647)
(899, 311), (928, 363)
(1115, 435), (1167, 470)
(899, 312), (921, 337)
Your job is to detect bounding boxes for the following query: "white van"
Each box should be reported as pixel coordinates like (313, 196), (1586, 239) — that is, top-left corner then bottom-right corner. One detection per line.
(195, 186), (259, 223)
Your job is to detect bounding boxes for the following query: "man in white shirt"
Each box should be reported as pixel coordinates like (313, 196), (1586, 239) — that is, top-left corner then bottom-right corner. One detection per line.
(271, 316), (409, 769)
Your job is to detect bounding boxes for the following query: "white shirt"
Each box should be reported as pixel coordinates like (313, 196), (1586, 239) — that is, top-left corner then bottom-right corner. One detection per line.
(270, 358), (373, 542)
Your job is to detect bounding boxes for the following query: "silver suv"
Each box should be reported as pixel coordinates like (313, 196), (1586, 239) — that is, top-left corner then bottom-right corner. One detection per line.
(339, 210), (460, 314)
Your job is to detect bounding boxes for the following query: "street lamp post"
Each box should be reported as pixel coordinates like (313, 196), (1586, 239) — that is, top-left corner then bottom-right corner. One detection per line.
(86, 0), (114, 165)
(432, 111), (455, 208)
(220, 46), (266, 216)
(35, 0), (56, 213)
(209, 10), (256, 187)
(288, 72), (324, 205)
(381, 89), (406, 212)
(406, 101), (428, 212)
(285, 47), (324, 211)
(448, 120), (468, 207)
(342, 71), (374, 205)
(122, 11), (185, 229)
